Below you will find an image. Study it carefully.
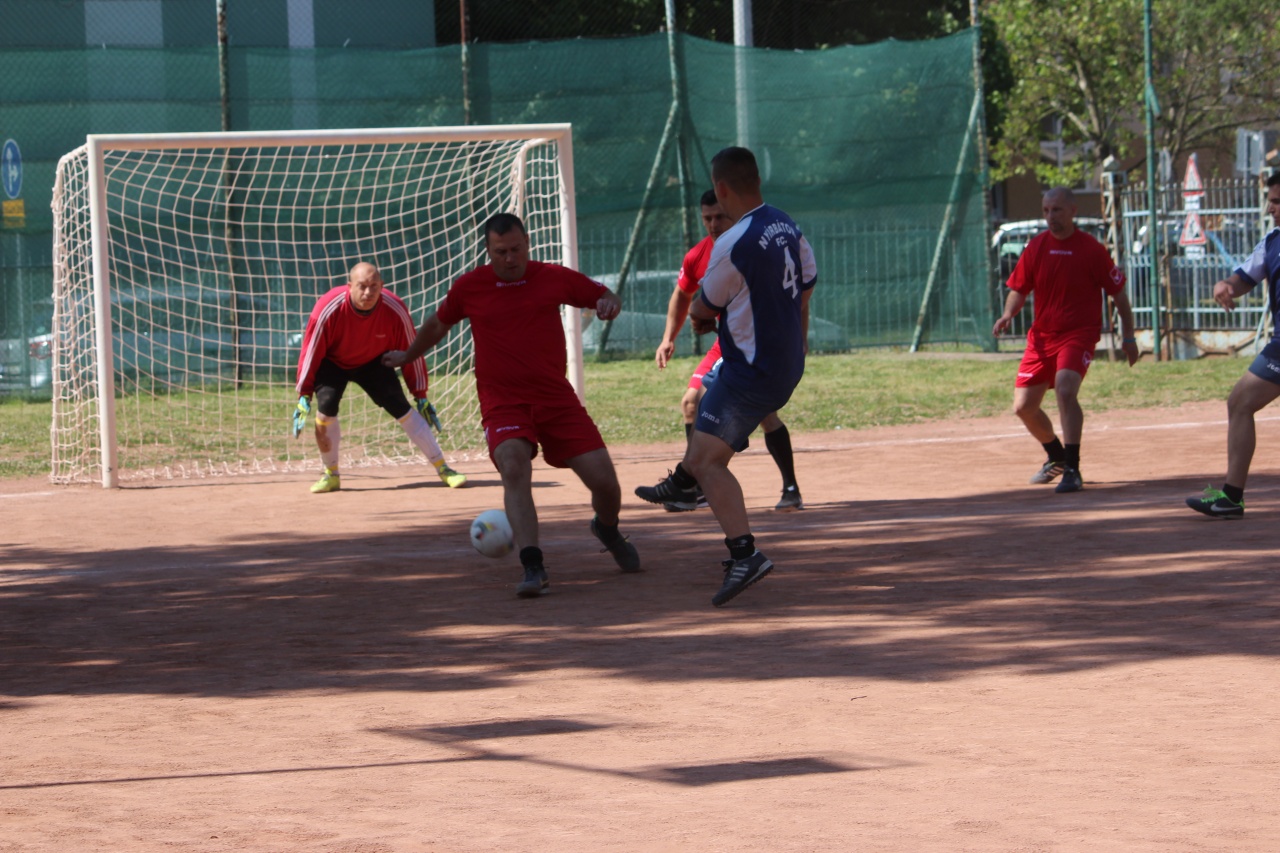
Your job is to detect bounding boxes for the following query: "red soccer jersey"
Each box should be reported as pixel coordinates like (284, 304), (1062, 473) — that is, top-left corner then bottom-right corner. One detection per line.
(676, 235), (715, 295)
(295, 286), (428, 398)
(1006, 228), (1126, 337)
(436, 261), (607, 412)
(677, 236), (723, 362)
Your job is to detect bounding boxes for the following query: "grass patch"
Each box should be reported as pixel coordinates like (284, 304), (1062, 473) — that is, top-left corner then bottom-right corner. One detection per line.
(0, 397), (56, 479)
(0, 351), (1248, 480)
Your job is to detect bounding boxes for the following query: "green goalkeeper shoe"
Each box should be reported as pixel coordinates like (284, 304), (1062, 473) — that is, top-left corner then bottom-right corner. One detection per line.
(310, 468), (341, 494)
(436, 463), (467, 489)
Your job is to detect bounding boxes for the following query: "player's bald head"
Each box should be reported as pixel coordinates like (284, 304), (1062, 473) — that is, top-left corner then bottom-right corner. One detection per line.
(349, 261), (381, 283)
(1043, 186), (1076, 207)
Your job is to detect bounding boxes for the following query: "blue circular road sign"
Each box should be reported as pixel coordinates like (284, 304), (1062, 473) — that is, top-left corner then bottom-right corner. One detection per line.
(3, 139), (23, 200)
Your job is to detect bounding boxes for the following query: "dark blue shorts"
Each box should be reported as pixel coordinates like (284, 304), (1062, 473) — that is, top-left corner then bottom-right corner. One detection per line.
(1247, 339), (1280, 386)
(695, 365), (793, 452)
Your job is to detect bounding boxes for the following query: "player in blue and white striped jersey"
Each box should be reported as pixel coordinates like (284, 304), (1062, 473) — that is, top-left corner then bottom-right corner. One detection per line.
(1186, 172), (1280, 519)
(636, 146), (817, 606)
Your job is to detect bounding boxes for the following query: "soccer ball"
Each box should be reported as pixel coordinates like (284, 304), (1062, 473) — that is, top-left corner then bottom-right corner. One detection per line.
(470, 509), (515, 558)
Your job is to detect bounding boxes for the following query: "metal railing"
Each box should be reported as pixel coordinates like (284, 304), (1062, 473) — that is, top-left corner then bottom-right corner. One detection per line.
(1117, 175), (1272, 356)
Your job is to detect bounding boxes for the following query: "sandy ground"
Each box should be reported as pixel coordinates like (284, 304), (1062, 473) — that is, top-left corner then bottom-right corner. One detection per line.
(2, 399), (1278, 852)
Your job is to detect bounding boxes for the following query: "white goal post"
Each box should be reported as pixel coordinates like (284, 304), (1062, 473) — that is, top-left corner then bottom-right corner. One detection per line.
(50, 124), (581, 487)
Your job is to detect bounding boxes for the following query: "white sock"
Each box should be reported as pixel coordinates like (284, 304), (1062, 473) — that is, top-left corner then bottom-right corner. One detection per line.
(315, 413), (340, 471)
(399, 409), (444, 466)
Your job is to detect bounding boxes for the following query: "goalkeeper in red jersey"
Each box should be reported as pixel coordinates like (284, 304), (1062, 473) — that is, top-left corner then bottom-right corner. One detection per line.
(293, 261), (467, 493)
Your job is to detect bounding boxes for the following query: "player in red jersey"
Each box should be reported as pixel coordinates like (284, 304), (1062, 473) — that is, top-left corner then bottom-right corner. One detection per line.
(651, 190), (804, 512)
(293, 262), (466, 493)
(993, 187), (1138, 493)
(384, 213), (641, 598)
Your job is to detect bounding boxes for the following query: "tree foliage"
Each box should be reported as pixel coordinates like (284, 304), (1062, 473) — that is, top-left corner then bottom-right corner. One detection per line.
(439, 0), (969, 48)
(985, 0), (1280, 184)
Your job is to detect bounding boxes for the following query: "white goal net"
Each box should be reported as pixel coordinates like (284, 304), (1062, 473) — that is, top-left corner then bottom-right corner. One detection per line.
(50, 125), (578, 487)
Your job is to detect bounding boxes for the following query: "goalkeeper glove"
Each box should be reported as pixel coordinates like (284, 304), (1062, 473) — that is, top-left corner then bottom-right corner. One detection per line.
(292, 395), (311, 438)
(415, 398), (443, 433)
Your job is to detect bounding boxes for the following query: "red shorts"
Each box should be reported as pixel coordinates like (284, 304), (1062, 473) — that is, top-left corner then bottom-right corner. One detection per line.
(482, 399), (605, 469)
(1016, 330), (1099, 388)
(687, 340), (723, 390)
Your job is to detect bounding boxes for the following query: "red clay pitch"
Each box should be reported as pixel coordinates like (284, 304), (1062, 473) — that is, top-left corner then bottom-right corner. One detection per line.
(2, 399), (1278, 851)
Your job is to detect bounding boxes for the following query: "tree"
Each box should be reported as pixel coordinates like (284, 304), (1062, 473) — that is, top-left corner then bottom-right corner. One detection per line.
(439, 0), (969, 48)
(985, 0), (1280, 184)
(1155, 2), (1280, 163)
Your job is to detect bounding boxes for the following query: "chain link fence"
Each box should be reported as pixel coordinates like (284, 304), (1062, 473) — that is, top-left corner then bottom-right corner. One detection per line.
(1, 0), (983, 399)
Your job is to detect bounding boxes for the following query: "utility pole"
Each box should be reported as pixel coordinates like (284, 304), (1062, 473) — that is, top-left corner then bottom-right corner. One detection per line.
(734, 0), (752, 149)
(1143, 0), (1163, 360)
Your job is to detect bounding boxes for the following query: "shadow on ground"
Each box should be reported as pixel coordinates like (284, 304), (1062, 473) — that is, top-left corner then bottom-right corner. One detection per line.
(2, 473), (1278, 699)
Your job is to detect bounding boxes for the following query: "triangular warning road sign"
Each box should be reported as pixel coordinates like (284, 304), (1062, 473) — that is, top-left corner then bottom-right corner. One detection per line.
(1183, 153), (1204, 198)
(1180, 210), (1207, 246)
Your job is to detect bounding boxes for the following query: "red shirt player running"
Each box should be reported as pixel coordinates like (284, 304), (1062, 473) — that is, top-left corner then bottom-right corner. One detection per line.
(651, 189), (804, 512)
(993, 186), (1138, 493)
(384, 213), (641, 599)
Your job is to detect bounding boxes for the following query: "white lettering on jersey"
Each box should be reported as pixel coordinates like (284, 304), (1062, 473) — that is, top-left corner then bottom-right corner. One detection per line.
(757, 220), (798, 249)
(782, 247), (798, 299)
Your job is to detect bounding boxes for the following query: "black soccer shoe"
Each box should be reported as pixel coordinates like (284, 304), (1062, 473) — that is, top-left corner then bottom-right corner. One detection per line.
(590, 517), (641, 573)
(635, 470), (699, 511)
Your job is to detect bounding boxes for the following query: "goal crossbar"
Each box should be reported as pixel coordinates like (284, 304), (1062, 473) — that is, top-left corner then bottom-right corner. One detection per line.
(83, 123), (573, 151)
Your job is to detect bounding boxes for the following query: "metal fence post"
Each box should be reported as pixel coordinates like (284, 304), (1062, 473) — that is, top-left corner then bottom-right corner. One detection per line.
(1143, 0), (1162, 360)
(1101, 157), (1126, 361)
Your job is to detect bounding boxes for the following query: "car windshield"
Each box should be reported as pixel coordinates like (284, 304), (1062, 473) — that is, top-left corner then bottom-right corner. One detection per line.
(27, 304), (53, 337)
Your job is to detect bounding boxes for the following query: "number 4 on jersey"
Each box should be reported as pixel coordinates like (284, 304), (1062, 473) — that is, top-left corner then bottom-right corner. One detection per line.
(782, 247), (798, 298)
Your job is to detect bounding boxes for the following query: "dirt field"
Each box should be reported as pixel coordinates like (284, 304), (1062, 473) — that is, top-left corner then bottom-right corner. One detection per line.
(2, 399), (1278, 852)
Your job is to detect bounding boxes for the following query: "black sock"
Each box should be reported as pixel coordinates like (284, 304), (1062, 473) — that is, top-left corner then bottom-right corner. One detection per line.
(684, 422), (693, 444)
(726, 534), (756, 561)
(764, 424), (798, 490)
(671, 463), (698, 489)
(519, 546), (543, 568)
(1042, 438), (1065, 462)
(1064, 444), (1080, 469)
(593, 515), (623, 545)
(1223, 483), (1244, 504)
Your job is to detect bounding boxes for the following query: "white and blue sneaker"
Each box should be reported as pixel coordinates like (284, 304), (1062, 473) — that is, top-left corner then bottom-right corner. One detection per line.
(712, 551), (773, 607)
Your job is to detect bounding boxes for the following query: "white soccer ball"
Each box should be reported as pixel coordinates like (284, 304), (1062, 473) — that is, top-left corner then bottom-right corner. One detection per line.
(470, 509), (515, 558)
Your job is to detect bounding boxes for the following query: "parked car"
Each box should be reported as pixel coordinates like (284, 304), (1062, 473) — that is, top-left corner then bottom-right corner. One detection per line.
(0, 298), (54, 393)
(1131, 216), (1260, 264)
(582, 269), (847, 355)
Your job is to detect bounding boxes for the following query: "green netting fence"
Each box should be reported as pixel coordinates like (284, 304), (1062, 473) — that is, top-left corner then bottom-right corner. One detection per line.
(0, 27), (990, 396)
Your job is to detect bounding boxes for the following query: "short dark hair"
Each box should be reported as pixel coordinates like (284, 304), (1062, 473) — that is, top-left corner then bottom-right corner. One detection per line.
(700, 189), (718, 207)
(710, 147), (760, 194)
(1267, 171), (1280, 189)
(483, 212), (527, 242)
